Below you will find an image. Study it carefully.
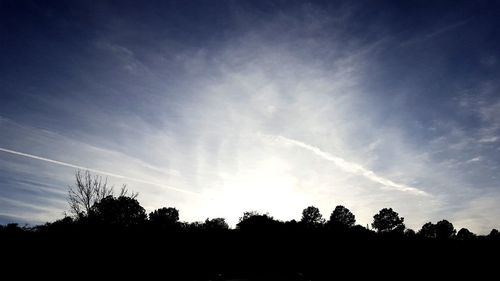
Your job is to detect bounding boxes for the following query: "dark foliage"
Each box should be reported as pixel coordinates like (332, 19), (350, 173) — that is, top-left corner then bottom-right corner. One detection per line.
(419, 220), (456, 239)
(328, 205), (356, 229)
(489, 229), (500, 240)
(419, 222), (437, 238)
(149, 207), (180, 230)
(435, 220), (456, 239)
(236, 211), (282, 231)
(457, 228), (476, 240)
(204, 217), (229, 231)
(372, 208), (405, 233)
(90, 195), (147, 228)
(300, 206), (325, 227)
(404, 228), (416, 238)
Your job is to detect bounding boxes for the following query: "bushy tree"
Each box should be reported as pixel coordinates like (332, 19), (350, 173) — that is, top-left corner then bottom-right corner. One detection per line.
(435, 220), (456, 239)
(236, 211), (280, 231)
(456, 228), (475, 240)
(91, 195), (146, 227)
(404, 228), (416, 238)
(301, 206), (325, 227)
(204, 218), (229, 230)
(417, 220), (456, 239)
(149, 207), (179, 229)
(328, 205), (356, 228)
(488, 229), (500, 240)
(372, 208), (405, 233)
(419, 222), (436, 239)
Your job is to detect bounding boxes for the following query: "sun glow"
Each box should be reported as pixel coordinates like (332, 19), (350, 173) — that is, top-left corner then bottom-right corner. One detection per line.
(202, 157), (309, 226)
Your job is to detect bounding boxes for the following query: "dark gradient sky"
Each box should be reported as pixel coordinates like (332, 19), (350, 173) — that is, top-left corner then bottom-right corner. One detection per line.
(1, 0), (500, 233)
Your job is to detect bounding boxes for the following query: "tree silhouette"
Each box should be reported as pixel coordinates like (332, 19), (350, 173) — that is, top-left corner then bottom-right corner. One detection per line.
(239, 211), (261, 222)
(204, 218), (229, 230)
(419, 222), (436, 239)
(149, 207), (179, 229)
(68, 170), (137, 218)
(0, 223), (25, 236)
(301, 206), (325, 227)
(418, 220), (456, 240)
(488, 229), (500, 240)
(372, 208), (405, 233)
(68, 170), (113, 217)
(91, 195), (146, 228)
(182, 221), (204, 231)
(404, 228), (416, 238)
(328, 205), (356, 229)
(236, 211), (280, 231)
(41, 216), (75, 233)
(435, 220), (456, 239)
(456, 228), (475, 240)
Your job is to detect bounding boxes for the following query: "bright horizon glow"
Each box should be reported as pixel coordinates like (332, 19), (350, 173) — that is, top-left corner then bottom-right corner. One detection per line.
(202, 157), (310, 226)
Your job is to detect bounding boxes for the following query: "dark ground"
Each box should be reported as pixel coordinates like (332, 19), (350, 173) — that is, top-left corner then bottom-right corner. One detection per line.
(2, 228), (498, 280)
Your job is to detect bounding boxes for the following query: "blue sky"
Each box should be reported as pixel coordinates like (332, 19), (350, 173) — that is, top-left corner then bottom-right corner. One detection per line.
(1, 0), (500, 233)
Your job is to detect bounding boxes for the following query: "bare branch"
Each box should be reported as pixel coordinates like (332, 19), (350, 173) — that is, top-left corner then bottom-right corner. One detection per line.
(119, 184), (138, 199)
(67, 170), (117, 217)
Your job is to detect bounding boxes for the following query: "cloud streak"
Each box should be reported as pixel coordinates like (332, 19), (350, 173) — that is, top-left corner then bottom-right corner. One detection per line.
(271, 136), (430, 196)
(0, 147), (199, 196)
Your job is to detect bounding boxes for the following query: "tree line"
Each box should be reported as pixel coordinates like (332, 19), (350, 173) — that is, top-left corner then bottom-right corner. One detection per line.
(1, 170), (498, 242)
(2, 170), (500, 281)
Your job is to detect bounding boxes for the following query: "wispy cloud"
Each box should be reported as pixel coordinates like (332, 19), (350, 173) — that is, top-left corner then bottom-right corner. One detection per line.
(479, 136), (499, 143)
(269, 135), (430, 196)
(0, 197), (66, 224)
(95, 41), (153, 76)
(400, 19), (470, 46)
(0, 147), (199, 196)
(466, 156), (482, 163)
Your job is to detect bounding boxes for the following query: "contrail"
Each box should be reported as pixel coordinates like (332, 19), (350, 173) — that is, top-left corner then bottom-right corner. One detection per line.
(0, 147), (200, 196)
(271, 136), (429, 196)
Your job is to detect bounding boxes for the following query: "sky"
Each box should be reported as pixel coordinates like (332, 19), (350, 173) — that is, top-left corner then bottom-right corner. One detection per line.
(1, 0), (500, 233)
